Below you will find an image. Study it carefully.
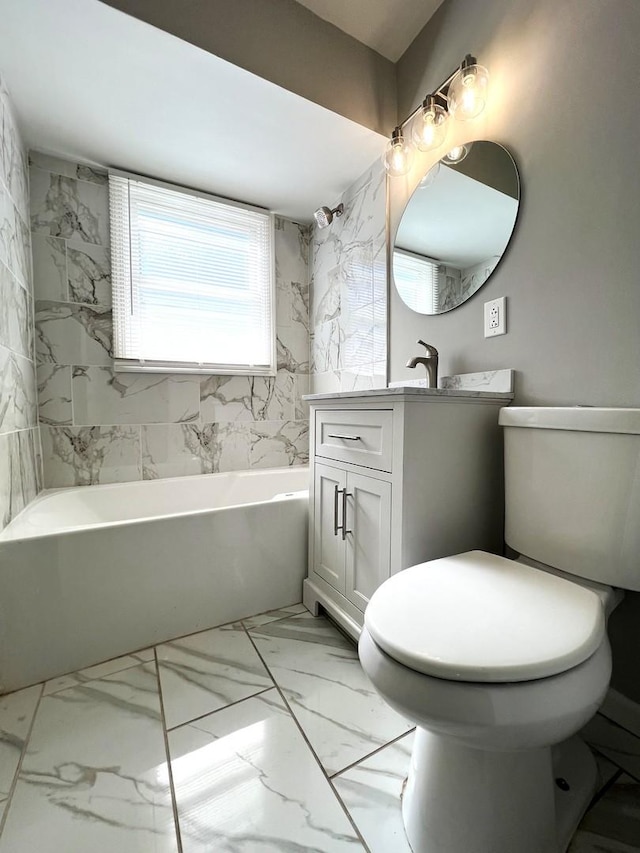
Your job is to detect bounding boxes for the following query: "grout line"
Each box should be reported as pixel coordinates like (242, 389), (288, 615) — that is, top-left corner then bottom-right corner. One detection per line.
(243, 622), (372, 853)
(153, 648), (184, 853)
(596, 709), (640, 744)
(330, 727), (415, 780)
(0, 682), (44, 841)
(165, 686), (275, 733)
(588, 766), (624, 811)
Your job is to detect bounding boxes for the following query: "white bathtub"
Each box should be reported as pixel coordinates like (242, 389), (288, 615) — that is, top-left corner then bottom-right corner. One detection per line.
(0, 467), (309, 694)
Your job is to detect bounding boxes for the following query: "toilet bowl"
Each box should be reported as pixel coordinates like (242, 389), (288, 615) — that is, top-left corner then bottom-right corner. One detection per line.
(358, 406), (640, 853)
(360, 550), (612, 853)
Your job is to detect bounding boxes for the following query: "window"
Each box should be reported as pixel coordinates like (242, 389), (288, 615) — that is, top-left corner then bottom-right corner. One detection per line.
(393, 249), (442, 314)
(109, 171), (275, 374)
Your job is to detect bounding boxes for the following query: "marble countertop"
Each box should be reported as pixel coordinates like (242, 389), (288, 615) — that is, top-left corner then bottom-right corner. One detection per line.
(303, 386), (514, 402)
(304, 369), (515, 403)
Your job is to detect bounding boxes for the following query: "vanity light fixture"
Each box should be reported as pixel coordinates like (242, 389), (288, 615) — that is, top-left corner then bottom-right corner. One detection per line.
(383, 54), (489, 176)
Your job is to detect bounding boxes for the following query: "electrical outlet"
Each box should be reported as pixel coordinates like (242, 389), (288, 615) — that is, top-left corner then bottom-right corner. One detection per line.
(484, 297), (506, 337)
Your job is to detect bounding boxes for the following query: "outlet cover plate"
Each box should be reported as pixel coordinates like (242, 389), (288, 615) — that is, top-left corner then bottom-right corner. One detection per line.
(484, 296), (507, 337)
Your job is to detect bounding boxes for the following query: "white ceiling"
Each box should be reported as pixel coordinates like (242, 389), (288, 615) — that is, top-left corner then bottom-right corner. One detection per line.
(0, 0), (388, 224)
(294, 0), (446, 61)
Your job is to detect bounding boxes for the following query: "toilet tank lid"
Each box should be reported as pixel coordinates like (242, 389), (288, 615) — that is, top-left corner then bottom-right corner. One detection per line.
(364, 551), (605, 683)
(499, 406), (640, 435)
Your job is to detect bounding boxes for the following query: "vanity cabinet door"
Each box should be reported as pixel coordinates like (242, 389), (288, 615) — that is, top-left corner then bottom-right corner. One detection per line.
(313, 463), (346, 594)
(344, 472), (392, 611)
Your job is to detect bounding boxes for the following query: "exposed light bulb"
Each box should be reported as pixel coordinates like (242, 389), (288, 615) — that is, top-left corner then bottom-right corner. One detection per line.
(383, 126), (414, 177)
(441, 143), (472, 165)
(448, 62), (489, 121)
(418, 161), (441, 189)
(411, 95), (448, 152)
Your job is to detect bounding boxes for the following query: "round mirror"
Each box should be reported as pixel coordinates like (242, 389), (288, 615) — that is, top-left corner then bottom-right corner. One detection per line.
(393, 141), (520, 314)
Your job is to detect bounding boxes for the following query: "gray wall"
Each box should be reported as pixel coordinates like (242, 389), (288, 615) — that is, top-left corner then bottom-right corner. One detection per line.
(391, 0), (640, 701)
(0, 76), (41, 531)
(390, 0), (640, 409)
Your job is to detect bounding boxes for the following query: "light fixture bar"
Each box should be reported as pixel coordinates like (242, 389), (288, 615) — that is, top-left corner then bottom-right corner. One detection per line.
(396, 54), (477, 133)
(383, 54), (488, 176)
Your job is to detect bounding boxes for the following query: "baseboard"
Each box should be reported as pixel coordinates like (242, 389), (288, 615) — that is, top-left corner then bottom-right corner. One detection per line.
(600, 687), (640, 737)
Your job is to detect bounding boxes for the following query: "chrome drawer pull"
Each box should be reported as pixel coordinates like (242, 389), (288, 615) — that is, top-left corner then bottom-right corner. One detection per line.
(333, 485), (340, 536)
(327, 433), (361, 441)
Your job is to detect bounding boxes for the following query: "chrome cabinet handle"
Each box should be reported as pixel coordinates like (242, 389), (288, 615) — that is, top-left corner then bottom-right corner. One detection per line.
(327, 433), (361, 441)
(333, 485), (340, 536)
(340, 489), (352, 541)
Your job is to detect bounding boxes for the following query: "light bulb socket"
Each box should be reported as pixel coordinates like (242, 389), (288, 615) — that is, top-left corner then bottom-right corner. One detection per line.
(391, 126), (405, 144)
(421, 93), (448, 115)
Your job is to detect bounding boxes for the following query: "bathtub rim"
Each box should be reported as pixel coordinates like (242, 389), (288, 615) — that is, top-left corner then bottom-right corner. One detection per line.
(0, 465), (310, 544)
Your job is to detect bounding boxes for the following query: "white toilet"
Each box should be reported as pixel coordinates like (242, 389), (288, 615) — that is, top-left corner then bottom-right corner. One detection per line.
(358, 406), (640, 853)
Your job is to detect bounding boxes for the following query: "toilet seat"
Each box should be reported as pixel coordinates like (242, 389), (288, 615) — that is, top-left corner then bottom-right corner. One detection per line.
(364, 550), (605, 683)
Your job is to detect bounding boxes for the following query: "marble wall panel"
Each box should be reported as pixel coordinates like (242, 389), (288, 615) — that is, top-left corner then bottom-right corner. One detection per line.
(0, 77), (41, 531)
(71, 367), (200, 426)
(0, 429), (41, 529)
(248, 420), (309, 469)
(0, 184), (31, 289)
(199, 372), (295, 424)
(309, 161), (387, 393)
(0, 81), (28, 225)
(0, 347), (37, 434)
(40, 425), (141, 487)
(36, 365), (72, 426)
(30, 156), (311, 487)
(35, 300), (112, 365)
(31, 235), (67, 301)
(30, 168), (109, 245)
(0, 261), (33, 359)
(67, 239), (111, 305)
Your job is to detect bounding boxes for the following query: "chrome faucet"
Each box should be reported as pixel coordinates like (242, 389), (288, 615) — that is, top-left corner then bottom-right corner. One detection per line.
(406, 340), (439, 388)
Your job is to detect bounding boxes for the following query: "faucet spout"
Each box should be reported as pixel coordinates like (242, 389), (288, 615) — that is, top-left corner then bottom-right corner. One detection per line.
(406, 340), (439, 388)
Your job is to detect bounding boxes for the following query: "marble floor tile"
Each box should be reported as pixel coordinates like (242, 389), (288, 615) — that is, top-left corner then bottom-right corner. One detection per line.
(240, 602), (308, 630)
(0, 684), (41, 823)
(168, 688), (363, 852)
(569, 775), (640, 852)
(333, 732), (414, 853)
(0, 663), (178, 853)
(42, 648), (155, 696)
(157, 623), (273, 729)
(582, 714), (640, 782)
(249, 613), (413, 775)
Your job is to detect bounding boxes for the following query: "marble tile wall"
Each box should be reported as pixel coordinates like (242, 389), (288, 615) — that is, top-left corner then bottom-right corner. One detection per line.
(30, 152), (310, 487)
(0, 75), (41, 531)
(309, 161), (387, 394)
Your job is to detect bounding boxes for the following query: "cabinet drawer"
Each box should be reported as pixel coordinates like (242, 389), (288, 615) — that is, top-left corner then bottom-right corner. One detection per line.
(315, 409), (393, 472)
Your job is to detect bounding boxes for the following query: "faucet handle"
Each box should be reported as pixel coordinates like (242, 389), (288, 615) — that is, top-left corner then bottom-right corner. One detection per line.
(417, 339), (438, 357)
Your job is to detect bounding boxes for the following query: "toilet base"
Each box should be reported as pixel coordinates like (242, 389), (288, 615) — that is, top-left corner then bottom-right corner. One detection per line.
(401, 729), (598, 853)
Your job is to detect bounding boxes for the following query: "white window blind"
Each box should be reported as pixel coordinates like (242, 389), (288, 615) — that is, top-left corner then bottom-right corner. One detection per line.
(109, 172), (275, 374)
(393, 249), (442, 314)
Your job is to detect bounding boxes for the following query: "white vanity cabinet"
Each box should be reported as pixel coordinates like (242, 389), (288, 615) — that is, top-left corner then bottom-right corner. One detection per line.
(303, 388), (511, 640)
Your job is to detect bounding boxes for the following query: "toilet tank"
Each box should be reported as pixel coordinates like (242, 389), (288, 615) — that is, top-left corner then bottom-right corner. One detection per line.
(499, 407), (640, 591)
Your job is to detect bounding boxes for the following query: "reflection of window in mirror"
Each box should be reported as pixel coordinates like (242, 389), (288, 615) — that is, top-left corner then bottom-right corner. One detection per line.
(393, 141), (520, 315)
(393, 249), (442, 313)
